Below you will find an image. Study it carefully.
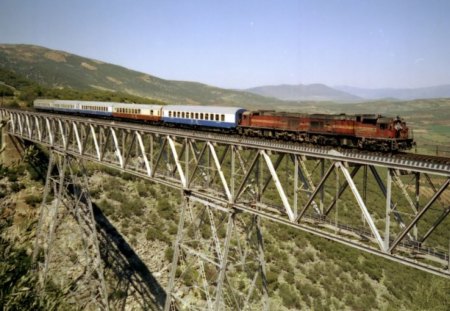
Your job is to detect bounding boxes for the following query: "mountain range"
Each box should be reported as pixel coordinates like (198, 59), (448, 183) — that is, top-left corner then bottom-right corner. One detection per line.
(245, 84), (361, 102)
(334, 85), (450, 100)
(1, 44), (449, 104)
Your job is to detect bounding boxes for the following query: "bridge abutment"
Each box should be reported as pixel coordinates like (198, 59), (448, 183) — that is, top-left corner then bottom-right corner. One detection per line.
(1, 118), (23, 166)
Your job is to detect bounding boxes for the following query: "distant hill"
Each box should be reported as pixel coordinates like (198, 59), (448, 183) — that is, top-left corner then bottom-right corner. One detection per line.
(245, 83), (362, 102)
(335, 85), (450, 100)
(0, 44), (289, 108)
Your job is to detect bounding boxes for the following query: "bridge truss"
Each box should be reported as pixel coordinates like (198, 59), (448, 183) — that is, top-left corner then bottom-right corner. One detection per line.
(1, 108), (449, 310)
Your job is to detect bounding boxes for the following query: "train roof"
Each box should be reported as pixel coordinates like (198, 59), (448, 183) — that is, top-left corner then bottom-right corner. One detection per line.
(34, 99), (115, 106)
(252, 110), (394, 120)
(112, 103), (163, 109)
(164, 105), (246, 114)
(34, 99), (163, 109)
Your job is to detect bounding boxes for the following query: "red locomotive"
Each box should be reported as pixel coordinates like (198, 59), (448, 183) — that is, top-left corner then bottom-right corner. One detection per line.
(238, 111), (413, 151)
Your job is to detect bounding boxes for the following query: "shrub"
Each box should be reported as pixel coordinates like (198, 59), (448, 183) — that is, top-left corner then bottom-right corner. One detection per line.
(10, 182), (24, 193)
(97, 199), (114, 216)
(136, 182), (148, 197)
(164, 248), (174, 261)
(278, 283), (301, 309)
(24, 194), (42, 207)
(156, 198), (174, 219)
(108, 190), (125, 203)
(146, 227), (171, 244)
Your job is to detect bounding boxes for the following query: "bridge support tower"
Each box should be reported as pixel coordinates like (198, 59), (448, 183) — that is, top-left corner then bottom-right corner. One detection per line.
(32, 150), (110, 310)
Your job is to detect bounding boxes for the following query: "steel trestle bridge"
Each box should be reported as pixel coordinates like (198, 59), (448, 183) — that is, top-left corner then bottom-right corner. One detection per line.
(1, 108), (449, 310)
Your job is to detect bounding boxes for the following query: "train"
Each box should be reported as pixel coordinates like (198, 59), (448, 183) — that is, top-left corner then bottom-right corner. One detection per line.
(33, 99), (414, 151)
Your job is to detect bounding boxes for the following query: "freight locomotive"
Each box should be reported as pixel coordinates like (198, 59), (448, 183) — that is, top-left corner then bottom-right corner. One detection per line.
(33, 99), (414, 151)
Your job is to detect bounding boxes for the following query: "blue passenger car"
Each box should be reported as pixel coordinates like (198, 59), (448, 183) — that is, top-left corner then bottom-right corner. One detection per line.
(34, 99), (113, 117)
(162, 105), (247, 129)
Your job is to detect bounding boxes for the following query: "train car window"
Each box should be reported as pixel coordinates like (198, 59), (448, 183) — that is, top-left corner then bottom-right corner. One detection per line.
(169, 111), (172, 117)
(200, 113), (204, 119)
(215, 114), (219, 121)
(311, 121), (322, 128)
(362, 118), (377, 125)
(182, 112), (185, 118)
(221, 114), (225, 121)
(195, 113), (199, 119)
(205, 114), (209, 120)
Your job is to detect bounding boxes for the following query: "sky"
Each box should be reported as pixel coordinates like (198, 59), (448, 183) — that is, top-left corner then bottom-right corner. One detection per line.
(1, 0), (450, 89)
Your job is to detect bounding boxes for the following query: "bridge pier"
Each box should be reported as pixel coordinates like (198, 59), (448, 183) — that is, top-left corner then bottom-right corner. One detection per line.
(32, 151), (109, 310)
(164, 195), (269, 311)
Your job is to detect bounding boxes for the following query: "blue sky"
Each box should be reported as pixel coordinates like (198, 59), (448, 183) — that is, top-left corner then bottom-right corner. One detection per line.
(1, 0), (449, 89)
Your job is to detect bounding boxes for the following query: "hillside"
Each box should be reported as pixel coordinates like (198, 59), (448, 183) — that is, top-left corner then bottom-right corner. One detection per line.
(246, 83), (362, 102)
(1, 149), (449, 309)
(0, 44), (290, 108)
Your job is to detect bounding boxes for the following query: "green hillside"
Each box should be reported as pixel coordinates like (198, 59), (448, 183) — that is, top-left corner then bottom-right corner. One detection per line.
(0, 44), (289, 107)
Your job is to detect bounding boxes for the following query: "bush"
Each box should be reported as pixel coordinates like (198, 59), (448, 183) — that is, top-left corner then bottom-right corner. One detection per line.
(108, 190), (125, 203)
(164, 248), (174, 261)
(24, 194), (42, 207)
(156, 198), (174, 219)
(146, 227), (171, 244)
(10, 182), (24, 193)
(120, 197), (145, 217)
(7, 172), (18, 182)
(97, 199), (115, 216)
(278, 283), (301, 309)
(136, 182), (148, 197)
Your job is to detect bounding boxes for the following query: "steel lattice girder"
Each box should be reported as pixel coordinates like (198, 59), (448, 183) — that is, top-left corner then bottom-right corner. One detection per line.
(1, 108), (450, 279)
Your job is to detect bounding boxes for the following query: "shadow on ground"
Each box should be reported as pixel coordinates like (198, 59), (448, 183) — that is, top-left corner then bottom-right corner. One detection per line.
(93, 204), (167, 311)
